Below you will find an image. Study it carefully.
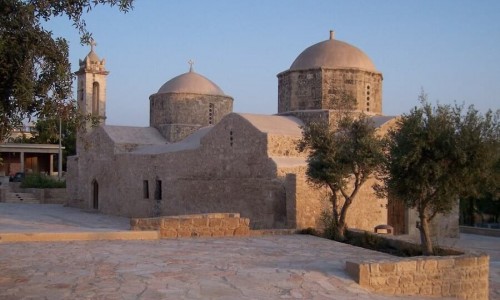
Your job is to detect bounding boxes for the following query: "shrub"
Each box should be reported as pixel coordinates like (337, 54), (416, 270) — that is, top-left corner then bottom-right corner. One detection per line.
(20, 173), (66, 188)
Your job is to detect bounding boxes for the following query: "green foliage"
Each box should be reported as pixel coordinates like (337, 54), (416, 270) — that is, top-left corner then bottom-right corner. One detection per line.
(381, 91), (500, 254)
(319, 210), (336, 239)
(298, 113), (386, 241)
(20, 173), (65, 188)
(0, 0), (133, 141)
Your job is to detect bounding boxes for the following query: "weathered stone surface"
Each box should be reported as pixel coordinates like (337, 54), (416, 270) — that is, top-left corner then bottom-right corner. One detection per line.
(277, 68), (382, 115)
(150, 92), (233, 143)
(379, 263), (396, 273)
(346, 252), (489, 300)
(131, 214), (251, 239)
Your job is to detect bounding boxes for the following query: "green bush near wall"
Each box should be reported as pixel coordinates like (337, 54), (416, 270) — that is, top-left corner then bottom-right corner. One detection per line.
(20, 174), (66, 189)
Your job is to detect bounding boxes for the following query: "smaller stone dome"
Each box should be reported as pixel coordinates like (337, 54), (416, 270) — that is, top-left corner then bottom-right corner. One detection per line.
(83, 40), (100, 64)
(290, 31), (377, 72)
(85, 50), (100, 63)
(157, 69), (226, 96)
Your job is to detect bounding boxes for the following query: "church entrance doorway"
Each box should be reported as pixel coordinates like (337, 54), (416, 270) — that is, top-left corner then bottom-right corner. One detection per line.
(92, 179), (99, 210)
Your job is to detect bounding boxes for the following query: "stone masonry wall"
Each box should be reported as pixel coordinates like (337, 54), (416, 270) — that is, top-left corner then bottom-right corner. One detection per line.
(284, 169), (387, 231)
(130, 213), (250, 238)
(322, 69), (382, 114)
(346, 253), (489, 299)
(277, 68), (382, 114)
(150, 93), (233, 142)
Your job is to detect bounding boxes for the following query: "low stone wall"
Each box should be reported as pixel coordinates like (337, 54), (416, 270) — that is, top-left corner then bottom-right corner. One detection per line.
(26, 188), (67, 204)
(130, 213), (250, 238)
(346, 248), (489, 299)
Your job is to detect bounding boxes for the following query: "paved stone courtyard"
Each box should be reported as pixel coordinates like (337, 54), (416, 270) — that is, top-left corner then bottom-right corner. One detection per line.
(0, 203), (498, 299)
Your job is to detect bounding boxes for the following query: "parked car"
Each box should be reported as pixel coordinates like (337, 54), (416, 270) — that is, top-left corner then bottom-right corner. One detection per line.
(9, 172), (25, 182)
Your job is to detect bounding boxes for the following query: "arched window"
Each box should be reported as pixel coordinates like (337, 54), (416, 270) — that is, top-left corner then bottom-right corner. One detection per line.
(92, 82), (100, 116)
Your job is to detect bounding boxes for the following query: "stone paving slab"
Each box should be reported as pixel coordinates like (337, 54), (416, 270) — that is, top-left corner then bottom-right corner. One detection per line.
(0, 203), (498, 299)
(0, 235), (442, 300)
(0, 203), (130, 232)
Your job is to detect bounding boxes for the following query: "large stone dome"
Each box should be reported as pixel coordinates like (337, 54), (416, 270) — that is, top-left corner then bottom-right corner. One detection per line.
(157, 70), (226, 96)
(289, 31), (377, 72)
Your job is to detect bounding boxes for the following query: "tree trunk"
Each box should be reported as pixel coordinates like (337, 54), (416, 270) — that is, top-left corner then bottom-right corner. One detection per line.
(333, 220), (346, 241)
(418, 216), (434, 255)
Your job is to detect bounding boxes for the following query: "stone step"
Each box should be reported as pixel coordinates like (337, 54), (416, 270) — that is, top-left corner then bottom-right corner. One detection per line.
(4, 192), (39, 204)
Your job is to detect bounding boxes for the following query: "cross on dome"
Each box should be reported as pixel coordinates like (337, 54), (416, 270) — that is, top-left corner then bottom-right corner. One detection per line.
(188, 59), (194, 72)
(90, 39), (97, 52)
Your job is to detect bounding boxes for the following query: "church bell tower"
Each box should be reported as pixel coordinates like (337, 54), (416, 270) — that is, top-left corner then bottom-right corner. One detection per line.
(75, 40), (109, 130)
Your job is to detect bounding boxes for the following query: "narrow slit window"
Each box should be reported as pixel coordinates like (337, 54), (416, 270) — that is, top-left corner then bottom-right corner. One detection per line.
(155, 180), (162, 200)
(143, 180), (149, 199)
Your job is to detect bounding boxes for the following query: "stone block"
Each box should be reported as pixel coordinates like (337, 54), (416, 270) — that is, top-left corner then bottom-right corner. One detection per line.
(160, 228), (178, 239)
(211, 229), (225, 237)
(369, 263), (379, 275)
(209, 218), (222, 227)
(455, 257), (476, 268)
(461, 281), (473, 291)
(449, 282), (461, 295)
(423, 260), (437, 271)
(401, 284), (419, 294)
(224, 228), (235, 236)
(419, 285), (432, 296)
(468, 269), (479, 279)
(377, 286), (396, 295)
(431, 285), (441, 296)
(397, 261), (417, 273)
(477, 255), (489, 266)
(386, 276), (400, 287)
(443, 270), (460, 280)
(441, 283), (451, 296)
(223, 218), (240, 229)
(379, 263), (396, 273)
(192, 218), (208, 227)
(162, 218), (180, 229)
(413, 273), (426, 283)
(198, 228), (212, 237)
(179, 218), (193, 228)
(478, 279), (488, 289)
(239, 218), (250, 226)
(369, 277), (386, 288)
(399, 274), (413, 285)
(358, 264), (370, 286)
(177, 228), (191, 238)
(437, 258), (455, 269)
(234, 226), (250, 236)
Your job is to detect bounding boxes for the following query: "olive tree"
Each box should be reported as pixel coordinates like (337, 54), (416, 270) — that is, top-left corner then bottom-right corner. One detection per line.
(298, 114), (386, 241)
(381, 92), (499, 255)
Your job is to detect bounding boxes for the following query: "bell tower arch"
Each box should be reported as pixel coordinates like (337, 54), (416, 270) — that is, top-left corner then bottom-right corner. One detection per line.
(75, 40), (109, 129)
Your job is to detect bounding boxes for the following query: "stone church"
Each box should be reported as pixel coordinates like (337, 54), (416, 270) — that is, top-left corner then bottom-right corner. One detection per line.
(67, 31), (457, 235)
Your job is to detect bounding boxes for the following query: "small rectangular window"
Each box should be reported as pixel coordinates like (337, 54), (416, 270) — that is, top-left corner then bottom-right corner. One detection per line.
(143, 180), (149, 199)
(155, 180), (162, 200)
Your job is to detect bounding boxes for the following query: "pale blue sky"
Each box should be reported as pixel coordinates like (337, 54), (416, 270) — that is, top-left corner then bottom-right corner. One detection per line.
(46, 0), (500, 126)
